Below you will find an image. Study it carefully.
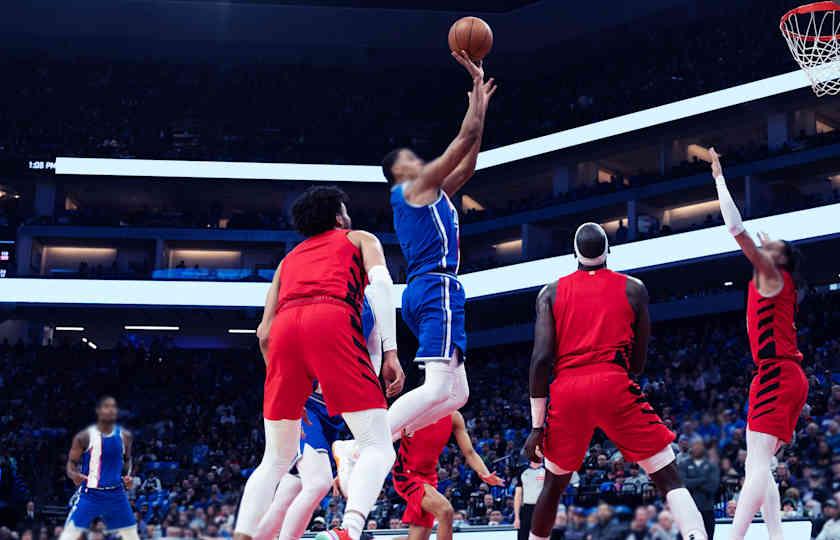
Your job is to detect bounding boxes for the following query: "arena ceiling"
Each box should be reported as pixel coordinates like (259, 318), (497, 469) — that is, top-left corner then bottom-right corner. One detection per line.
(172, 0), (541, 11)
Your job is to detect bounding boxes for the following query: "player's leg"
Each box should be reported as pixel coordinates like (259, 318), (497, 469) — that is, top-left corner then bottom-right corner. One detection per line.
(406, 526), (433, 540)
(235, 309), (310, 540)
(762, 466), (784, 540)
(601, 371), (706, 540)
(529, 466), (573, 540)
(419, 484), (454, 540)
(277, 446), (333, 540)
(58, 523), (86, 540)
(336, 408), (395, 539)
(252, 472), (302, 540)
(112, 527), (140, 540)
(60, 490), (90, 540)
(388, 277), (468, 439)
(731, 429), (781, 540)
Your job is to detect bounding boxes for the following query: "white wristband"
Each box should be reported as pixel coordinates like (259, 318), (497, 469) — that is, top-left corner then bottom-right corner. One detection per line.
(530, 397), (547, 429)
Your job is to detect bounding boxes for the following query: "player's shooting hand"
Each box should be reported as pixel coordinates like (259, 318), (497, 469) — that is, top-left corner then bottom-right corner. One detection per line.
(709, 147), (723, 179)
(757, 231), (772, 246)
(451, 50), (484, 81)
(382, 350), (405, 398)
(479, 471), (505, 487)
(523, 428), (544, 463)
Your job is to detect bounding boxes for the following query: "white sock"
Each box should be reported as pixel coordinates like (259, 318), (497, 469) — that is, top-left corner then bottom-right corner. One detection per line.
(761, 468), (784, 540)
(278, 448), (333, 540)
(731, 429), (780, 540)
(341, 408), (395, 540)
(665, 488), (707, 540)
(253, 473), (301, 540)
(387, 352), (467, 440)
(528, 533), (549, 540)
(234, 418), (300, 537)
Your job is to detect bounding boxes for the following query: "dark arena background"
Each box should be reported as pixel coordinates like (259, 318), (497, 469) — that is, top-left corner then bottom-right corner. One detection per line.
(0, 0), (839, 539)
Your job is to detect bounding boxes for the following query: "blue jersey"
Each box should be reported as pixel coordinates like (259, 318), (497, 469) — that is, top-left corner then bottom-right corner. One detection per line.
(391, 184), (460, 281)
(362, 296), (375, 341)
(81, 425), (125, 490)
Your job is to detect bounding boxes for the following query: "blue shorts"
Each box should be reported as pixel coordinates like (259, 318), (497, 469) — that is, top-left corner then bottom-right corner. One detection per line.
(67, 487), (136, 531)
(401, 273), (466, 362)
(300, 393), (346, 470)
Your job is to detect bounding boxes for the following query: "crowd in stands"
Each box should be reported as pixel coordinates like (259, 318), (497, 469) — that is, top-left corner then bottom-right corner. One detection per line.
(0, 0), (796, 166)
(0, 289), (838, 539)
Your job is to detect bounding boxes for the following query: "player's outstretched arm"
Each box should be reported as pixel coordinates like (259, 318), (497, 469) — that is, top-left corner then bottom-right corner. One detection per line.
(709, 148), (780, 288)
(626, 276), (650, 375)
(452, 411), (504, 486)
(257, 261), (283, 363)
(66, 430), (89, 486)
(524, 283), (556, 462)
(410, 52), (496, 201)
(350, 230), (405, 396)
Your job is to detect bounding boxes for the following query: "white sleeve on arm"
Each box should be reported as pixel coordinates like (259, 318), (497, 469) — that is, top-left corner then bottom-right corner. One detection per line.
(530, 397), (547, 429)
(714, 175), (745, 236)
(366, 265), (397, 352)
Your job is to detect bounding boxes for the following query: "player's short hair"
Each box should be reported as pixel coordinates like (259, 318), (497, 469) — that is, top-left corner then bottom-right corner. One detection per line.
(96, 395), (117, 409)
(381, 148), (405, 184)
(291, 186), (350, 237)
(575, 223), (608, 261)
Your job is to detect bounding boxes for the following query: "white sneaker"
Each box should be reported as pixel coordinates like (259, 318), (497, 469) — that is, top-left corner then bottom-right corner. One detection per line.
(332, 439), (359, 498)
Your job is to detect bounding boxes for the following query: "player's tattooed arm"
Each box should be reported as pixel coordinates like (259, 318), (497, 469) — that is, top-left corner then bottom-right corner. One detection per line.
(66, 430), (89, 486)
(122, 429), (134, 486)
(626, 276), (650, 375)
(529, 282), (557, 400)
(452, 411), (504, 486)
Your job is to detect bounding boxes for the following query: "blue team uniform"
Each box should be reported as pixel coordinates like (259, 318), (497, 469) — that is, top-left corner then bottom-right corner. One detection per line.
(300, 298), (376, 465)
(391, 184), (466, 361)
(66, 425), (135, 531)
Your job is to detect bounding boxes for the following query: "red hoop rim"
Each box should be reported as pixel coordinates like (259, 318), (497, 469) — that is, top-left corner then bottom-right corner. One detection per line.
(780, 1), (840, 42)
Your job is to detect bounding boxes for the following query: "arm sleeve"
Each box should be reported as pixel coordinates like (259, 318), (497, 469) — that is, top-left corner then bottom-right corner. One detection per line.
(714, 175), (745, 236)
(366, 265), (397, 352)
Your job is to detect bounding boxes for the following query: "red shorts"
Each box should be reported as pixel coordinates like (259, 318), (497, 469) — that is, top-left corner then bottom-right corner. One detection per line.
(264, 298), (386, 420)
(748, 359), (808, 443)
(392, 470), (436, 529)
(544, 364), (675, 472)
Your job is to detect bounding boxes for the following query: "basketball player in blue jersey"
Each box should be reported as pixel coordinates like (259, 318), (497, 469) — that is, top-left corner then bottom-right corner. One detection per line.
(250, 295), (387, 540)
(60, 396), (139, 540)
(377, 50), (495, 441)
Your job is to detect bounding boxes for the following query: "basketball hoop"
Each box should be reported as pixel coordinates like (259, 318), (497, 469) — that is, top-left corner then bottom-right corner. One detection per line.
(781, 1), (840, 96)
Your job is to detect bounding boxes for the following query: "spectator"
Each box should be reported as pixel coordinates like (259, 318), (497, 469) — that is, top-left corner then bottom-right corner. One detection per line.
(817, 499), (840, 540)
(588, 503), (625, 540)
(679, 440), (720, 539)
(650, 510), (678, 540)
(626, 507), (651, 540)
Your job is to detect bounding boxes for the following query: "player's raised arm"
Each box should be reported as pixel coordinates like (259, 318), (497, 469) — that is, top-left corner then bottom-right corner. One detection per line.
(349, 230), (405, 396)
(524, 283), (556, 462)
(256, 261), (282, 362)
(710, 148), (781, 290)
(452, 411), (504, 486)
(411, 52), (496, 200)
(66, 430), (89, 486)
(626, 276), (650, 375)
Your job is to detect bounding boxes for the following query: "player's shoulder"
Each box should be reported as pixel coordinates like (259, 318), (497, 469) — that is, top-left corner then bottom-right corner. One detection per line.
(537, 281), (558, 302)
(347, 229), (380, 245)
(622, 273), (647, 294)
(120, 427), (133, 440)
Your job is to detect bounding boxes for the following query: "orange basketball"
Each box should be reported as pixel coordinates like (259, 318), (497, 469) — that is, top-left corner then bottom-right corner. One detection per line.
(448, 16), (493, 62)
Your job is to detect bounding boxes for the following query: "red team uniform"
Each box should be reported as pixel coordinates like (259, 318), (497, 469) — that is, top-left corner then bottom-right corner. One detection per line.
(745, 270), (807, 442)
(264, 229), (386, 420)
(542, 268), (675, 472)
(392, 415), (454, 528)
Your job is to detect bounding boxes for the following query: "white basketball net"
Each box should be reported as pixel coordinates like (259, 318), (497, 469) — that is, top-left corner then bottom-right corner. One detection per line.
(781, 2), (840, 96)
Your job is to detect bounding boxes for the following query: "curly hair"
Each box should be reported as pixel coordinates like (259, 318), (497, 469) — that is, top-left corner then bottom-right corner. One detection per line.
(291, 186), (350, 237)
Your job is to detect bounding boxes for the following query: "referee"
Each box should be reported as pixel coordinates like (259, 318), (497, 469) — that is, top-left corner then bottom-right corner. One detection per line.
(514, 460), (545, 540)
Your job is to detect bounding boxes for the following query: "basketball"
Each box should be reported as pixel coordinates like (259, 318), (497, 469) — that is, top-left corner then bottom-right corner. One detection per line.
(448, 16), (493, 62)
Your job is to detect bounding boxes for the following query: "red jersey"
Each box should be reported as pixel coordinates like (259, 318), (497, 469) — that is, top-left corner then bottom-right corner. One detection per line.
(276, 229), (366, 310)
(746, 270), (803, 365)
(552, 269), (635, 374)
(394, 414), (453, 477)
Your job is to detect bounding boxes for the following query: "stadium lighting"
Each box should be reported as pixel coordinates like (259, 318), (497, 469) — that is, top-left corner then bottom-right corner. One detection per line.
(124, 325), (181, 331)
(55, 326), (85, 331)
(87, 340), (98, 350)
(0, 203), (837, 308)
(54, 71), (811, 181)
(724, 281), (734, 286)
(228, 329), (257, 334)
(81, 337), (88, 343)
